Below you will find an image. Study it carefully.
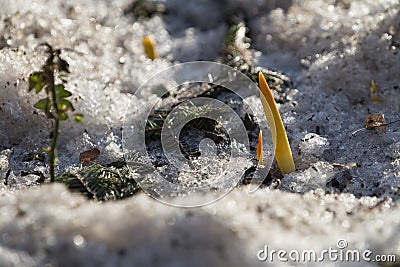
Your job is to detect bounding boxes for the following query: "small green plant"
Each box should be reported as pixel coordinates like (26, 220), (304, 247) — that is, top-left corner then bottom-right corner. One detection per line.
(28, 43), (83, 182)
(56, 161), (142, 201)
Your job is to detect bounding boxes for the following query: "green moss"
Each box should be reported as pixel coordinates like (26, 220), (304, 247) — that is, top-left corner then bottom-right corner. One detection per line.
(56, 161), (141, 201)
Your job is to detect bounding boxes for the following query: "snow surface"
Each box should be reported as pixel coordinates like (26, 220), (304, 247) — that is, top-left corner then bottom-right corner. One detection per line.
(0, 0), (399, 266)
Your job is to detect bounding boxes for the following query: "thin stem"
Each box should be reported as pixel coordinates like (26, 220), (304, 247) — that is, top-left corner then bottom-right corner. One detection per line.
(49, 118), (59, 182)
(48, 64), (59, 114)
(47, 57), (59, 182)
(382, 119), (400, 127)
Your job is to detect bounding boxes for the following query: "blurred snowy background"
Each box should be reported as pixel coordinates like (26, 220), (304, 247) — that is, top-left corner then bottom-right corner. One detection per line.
(0, 0), (399, 266)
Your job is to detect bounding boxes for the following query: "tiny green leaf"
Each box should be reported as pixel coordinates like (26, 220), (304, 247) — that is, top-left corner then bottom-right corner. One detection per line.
(58, 99), (74, 112)
(55, 84), (72, 99)
(29, 72), (47, 93)
(34, 98), (50, 112)
(73, 113), (84, 124)
(28, 75), (39, 91)
(59, 112), (68, 121)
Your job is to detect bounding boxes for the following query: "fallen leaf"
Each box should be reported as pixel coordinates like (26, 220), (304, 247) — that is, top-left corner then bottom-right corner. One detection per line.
(79, 148), (100, 164)
(364, 114), (386, 133)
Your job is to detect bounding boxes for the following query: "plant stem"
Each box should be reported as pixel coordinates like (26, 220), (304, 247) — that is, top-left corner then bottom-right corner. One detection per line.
(29, 45), (75, 183)
(48, 60), (60, 182)
(49, 118), (59, 182)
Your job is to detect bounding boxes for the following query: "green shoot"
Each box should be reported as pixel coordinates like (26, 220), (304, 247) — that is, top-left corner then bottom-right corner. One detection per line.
(28, 43), (83, 182)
